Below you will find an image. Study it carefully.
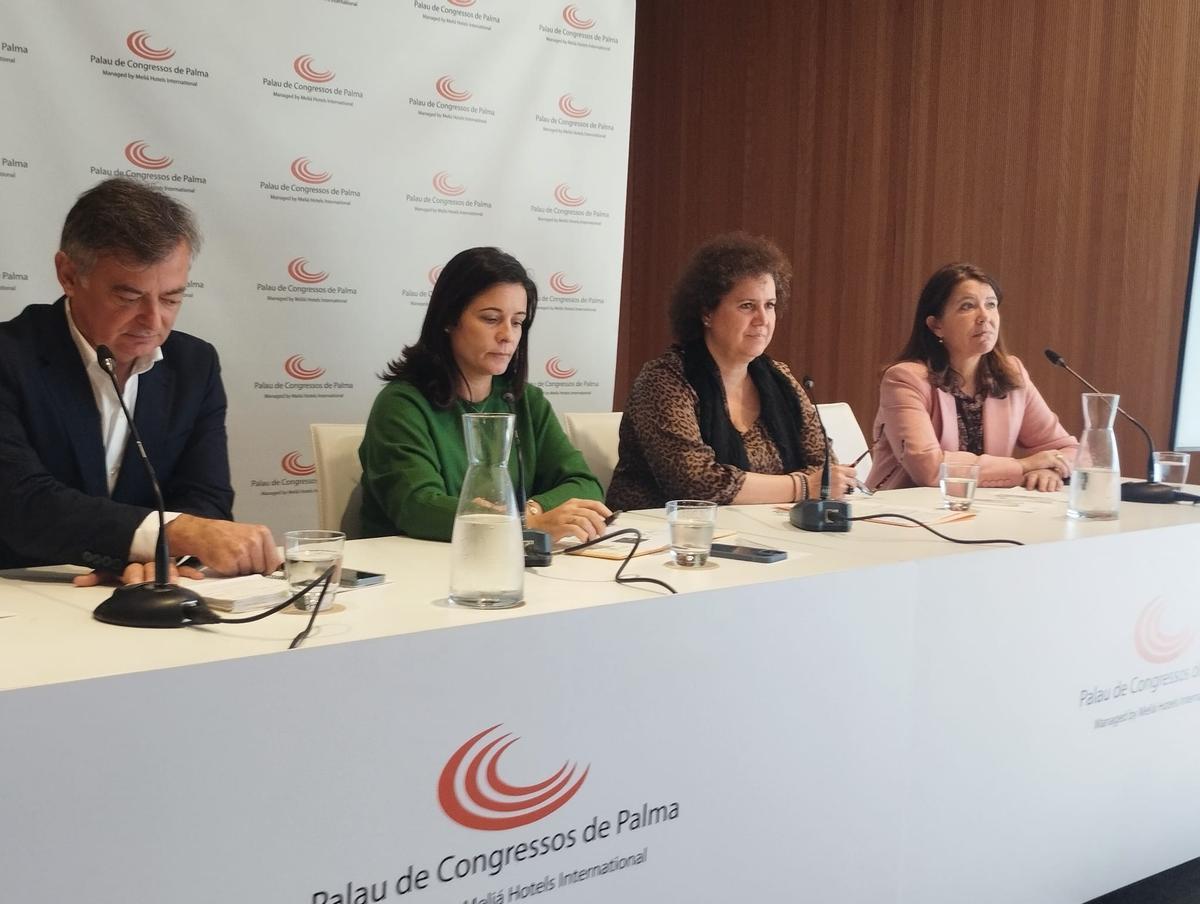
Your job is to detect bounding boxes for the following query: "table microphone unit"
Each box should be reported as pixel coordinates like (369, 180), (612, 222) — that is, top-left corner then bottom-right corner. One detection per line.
(502, 392), (552, 566)
(1043, 348), (1177, 504)
(91, 345), (220, 628)
(790, 376), (850, 532)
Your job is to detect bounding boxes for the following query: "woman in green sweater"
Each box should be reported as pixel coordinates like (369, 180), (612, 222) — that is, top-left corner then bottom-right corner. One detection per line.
(359, 247), (610, 542)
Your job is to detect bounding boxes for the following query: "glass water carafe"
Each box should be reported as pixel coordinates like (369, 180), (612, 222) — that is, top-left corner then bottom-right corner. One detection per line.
(448, 412), (525, 608)
(1067, 393), (1120, 521)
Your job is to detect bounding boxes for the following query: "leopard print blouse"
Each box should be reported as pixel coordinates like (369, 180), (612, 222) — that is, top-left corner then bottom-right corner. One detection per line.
(607, 348), (829, 509)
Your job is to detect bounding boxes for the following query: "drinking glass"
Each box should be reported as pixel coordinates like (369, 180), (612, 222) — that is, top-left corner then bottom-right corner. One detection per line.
(666, 500), (717, 566)
(284, 530), (345, 611)
(939, 463), (979, 511)
(1152, 451), (1191, 488)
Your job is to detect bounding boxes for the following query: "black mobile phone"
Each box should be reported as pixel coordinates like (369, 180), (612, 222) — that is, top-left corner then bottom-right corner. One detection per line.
(708, 543), (787, 563)
(340, 568), (385, 588)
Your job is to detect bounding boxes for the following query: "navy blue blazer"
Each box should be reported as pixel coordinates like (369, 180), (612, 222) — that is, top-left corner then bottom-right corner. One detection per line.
(0, 298), (234, 570)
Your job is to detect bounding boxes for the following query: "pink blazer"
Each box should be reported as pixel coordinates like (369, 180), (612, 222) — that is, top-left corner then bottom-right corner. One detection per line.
(866, 357), (1078, 490)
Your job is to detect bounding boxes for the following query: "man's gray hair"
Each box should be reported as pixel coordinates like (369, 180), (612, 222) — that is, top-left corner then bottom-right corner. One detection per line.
(59, 177), (201, 273)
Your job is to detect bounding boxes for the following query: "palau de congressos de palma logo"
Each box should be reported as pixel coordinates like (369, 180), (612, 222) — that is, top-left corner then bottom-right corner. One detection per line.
(539, 5), (621, 51)
(0, 37), (29, 65)
(408, 171), (492, 217)
(536, 92), (616, 139)
(88, 140), (206, 194)
(259, 157), (361, 206)
(256, 355), (352, 400)
(257, 257), (357, 304)
(252, 451), (318, 498)
(89, 30), (209, 87)
(307, 724), (679, 901)
(530, 183), (610, 226)
(409, 75), (496, 124)
(262, 54), (364, 108)
(544, 357), (577, 380)
(439, 724), (589, 831)
(412, 0), (501, 30)
(1082, 597), (1200, 730)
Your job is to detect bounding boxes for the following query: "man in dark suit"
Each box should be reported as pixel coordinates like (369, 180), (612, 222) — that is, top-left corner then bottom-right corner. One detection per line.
(0, 178), (281, 582)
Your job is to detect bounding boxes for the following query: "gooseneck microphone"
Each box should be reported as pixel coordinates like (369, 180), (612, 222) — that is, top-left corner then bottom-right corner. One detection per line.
(502, 391), (552, 566)
(91, 345), (219, 627)
(790, 376), (850, 532)
(1043, 348), (1177, 504)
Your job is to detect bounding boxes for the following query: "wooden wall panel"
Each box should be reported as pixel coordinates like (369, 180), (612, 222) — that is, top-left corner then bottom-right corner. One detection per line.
(618, 0), (1200, 475)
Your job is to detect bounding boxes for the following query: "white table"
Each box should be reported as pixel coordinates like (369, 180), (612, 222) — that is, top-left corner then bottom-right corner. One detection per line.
(2, 487), (1198, 903)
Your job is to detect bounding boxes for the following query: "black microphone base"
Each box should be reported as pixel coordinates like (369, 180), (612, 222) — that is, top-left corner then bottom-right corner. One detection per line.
(523, 529), (553, 567)
(1120, 481), (1179, 504)
(790, 500), (851, 532)
(93, 581), (221, 628)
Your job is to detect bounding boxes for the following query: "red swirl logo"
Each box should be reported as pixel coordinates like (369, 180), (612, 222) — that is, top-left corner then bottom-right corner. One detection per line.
(548, 271), (581, 295)
(562, 5), (595, 29)
(287, 257), (328, 284)
(557, 94), (590, 119)
(432, 171), (465, 196)
(553, 183), (585, 207)
(435, 76), (472, 102)
(449, 0), (476, 5)
(290, 157), (331, 184)
(124, 140), (172, 170)
(281, 451), (316, 477)
(428, 265), (443, 286)
(1134, 599), (1195, 664)
(293, 54), (335, 83)
(126, 30), (174, 61)
(284, 355), (325, 381)
(438, 724), (589, 831)
(545, 357), (577, 379)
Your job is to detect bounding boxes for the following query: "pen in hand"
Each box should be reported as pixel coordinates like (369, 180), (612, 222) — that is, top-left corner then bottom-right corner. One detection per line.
(604, 510), (622, 526)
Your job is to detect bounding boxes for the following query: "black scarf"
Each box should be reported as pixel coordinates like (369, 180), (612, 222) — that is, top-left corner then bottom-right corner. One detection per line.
(680, 340), (809, 472)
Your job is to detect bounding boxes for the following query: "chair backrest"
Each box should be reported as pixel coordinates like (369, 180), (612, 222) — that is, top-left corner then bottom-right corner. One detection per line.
(816, 402), (871, 479)
(561, 411), (623, 494)
(310, 423), (367, 538)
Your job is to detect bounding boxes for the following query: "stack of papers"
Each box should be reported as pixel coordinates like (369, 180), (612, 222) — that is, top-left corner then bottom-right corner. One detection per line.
(179, 574), (292, 613)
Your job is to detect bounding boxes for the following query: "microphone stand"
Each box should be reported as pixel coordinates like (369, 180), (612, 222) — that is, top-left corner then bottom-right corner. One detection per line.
(502, 391), (552, 566)
(1043, 349), (1177, 504)
(790, 376), (851, 532)
(92, 345), (218, 627)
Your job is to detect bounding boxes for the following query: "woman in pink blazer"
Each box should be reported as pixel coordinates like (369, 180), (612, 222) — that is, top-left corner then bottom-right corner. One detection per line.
(866, 263), (1078, 491)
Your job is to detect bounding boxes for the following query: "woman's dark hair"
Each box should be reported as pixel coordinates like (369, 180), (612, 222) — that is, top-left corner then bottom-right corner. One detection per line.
(893, 262), (1021, 397)
(668, 232), (793, 343)
(381, 247), (538, 407)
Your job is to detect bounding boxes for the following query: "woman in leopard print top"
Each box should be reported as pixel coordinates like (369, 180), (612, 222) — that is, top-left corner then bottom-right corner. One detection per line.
(607, 233), (854, 510)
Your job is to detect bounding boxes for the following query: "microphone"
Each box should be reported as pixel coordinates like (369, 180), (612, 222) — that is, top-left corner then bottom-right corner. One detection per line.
(502, 391), (552, 566)
(91, 344), (219, 627)
(1043, 348), (1177, 504)
(790, 376), (850, 532)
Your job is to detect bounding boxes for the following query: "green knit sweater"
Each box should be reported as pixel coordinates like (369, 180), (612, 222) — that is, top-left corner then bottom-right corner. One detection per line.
(358, 379), (603, 541)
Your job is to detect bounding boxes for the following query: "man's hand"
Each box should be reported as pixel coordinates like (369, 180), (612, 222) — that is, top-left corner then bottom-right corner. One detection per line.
(165, 514), (282, 576)
(73, 560), (205, 587)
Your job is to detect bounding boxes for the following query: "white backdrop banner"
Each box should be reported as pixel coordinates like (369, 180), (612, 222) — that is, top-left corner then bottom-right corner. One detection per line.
(0, 0), (634, 532)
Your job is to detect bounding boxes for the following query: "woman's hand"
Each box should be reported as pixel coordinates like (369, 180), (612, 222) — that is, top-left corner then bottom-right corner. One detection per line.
(1022, 468), (1064, 492)
(527, 498), (611, 542)
(806, 464), (858, 499)
(1020, 450), (1070, 477)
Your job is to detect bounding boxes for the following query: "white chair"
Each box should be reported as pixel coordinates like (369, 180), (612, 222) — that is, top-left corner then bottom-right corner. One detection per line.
(310, 423), (367, 538)
(562, 411), (623, 494)
(816, 402), (871, 480)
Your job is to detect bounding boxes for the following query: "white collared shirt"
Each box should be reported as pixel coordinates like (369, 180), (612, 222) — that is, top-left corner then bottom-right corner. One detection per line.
(65, 300), (177, 564)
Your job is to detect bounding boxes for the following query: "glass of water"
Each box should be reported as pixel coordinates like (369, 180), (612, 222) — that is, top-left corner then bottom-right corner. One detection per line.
(666, 500), (717, 566)
(1152, 451), (1191, 488)
(939, 463), (980, 511)
(284, 530), (345, 611)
